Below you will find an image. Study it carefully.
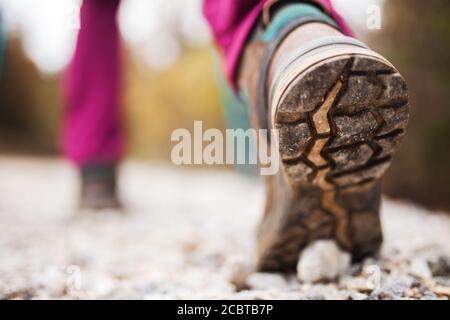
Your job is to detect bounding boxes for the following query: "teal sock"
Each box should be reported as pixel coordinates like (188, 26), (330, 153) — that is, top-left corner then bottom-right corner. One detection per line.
(260, 3), (336, 43)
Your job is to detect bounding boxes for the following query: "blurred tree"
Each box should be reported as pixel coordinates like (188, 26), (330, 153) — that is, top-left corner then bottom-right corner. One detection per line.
(0, 36), (59, 153)
(0, 13), (4, 77)
(370, 0), (450, 211)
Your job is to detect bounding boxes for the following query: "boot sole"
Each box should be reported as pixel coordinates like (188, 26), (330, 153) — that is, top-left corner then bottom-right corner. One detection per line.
(256, 47), (409, 272)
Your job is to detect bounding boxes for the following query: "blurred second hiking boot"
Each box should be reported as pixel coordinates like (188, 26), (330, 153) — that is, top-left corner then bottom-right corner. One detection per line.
(238, 2), (409, 272)
(79, 163), (122, 211)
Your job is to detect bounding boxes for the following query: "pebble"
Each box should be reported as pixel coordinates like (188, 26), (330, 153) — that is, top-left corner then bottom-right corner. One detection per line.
(429, 256), (450, 277)
(297, 240), (351, 283)
(246, 272), (288, 291)
(409, 258), (432, 279)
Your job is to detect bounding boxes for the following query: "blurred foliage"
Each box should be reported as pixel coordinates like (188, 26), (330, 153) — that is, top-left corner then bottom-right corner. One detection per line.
(0, 36), (60, 153)
(368, 0), (450, 211)
(0, 35), (223, 161)
(123, 46), (223, 161)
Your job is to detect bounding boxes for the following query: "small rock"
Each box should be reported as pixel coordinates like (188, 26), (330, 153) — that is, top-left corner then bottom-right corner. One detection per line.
(428, 279), (450, 299)
(340, 276), (373, 293)
(347, 291), (369, 300)
(365, 290), (384, 300)
(229, 262), (252, 291)
(382, 277), (409, 298)
(418, 284), (433, 296)
(405, 287), (422, 299)
(430, 283), (450, 298)
(246, 272), (288, 290)
(297, 240), (351, 283)
(409, 258), (432, 279)
(429, 256), (450, 277)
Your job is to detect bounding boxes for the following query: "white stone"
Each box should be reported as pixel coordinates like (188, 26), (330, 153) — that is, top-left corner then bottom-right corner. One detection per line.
(246, 272), (288, 290)
(297, 240), (351, 283)
(409, 258), (432, 279)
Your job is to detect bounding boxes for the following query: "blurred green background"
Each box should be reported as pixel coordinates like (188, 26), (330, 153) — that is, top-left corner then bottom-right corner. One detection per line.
(0, 0), (449, 211)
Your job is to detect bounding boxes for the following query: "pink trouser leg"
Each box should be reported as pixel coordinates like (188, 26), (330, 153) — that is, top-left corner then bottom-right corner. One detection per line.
(62, 0), (123, 167)
(202, 0), (352, 87)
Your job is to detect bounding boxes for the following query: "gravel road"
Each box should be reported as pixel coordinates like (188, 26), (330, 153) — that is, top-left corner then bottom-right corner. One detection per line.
(0, 156), (449, 299)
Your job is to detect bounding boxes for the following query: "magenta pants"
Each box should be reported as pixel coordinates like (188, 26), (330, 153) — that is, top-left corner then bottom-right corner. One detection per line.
(62, 0), (350, 167)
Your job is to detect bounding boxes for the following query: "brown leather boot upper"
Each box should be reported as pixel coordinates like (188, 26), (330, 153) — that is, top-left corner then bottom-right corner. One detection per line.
(236, 12), (343, 220)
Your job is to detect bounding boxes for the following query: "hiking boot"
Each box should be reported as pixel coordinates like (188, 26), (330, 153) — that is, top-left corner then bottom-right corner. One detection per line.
(238, 4), (409, 272)
(79, 163), (122, 211)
